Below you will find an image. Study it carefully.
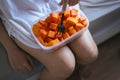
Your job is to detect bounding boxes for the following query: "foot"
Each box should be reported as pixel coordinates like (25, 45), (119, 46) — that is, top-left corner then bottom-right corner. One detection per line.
(7, 46), (34, 73)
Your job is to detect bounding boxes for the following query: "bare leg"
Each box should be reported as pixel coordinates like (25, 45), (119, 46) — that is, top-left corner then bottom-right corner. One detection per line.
(7, 46), (34, 73)
(68, 29), (98, 79)
(15, 39), (76, 80)
(0, 23), (34, 72)
(69, 29), (98, 64)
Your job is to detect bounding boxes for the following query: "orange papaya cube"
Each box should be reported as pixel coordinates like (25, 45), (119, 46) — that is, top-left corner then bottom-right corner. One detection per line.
(39, 20), (48, 29)
(50, 12), (60, 23)
(37, 36), (44, 45)
(63, 20), (70, 29)
(49, 23), (58, 31)
(59, 37), (64, 41)
(64, 10), (70, 18)
(43, 42), (48, 46)
(45, 38), (53, 42)
(68, 26), (75, 31)
(63, 32), (70, 39)
(69, 29), (77, 35)
(74, 23), (84, 31)
(78, 15), (86, 22)
(32, 24), (41, 37)
(34, 22), (44, 29)
(75, 16), (80, 20)
(82, 21), (87, 27)
(56, 32), (62, 38)
(45, 16), (51, 24)
(39, 29), (48, 39)
(48, 30), (56, 39)
(66, 17), (78, 26)
(47, 38), (60, 46)
(68, 26), (77, 35)
(58, 11), (62, 17)
(70, 9), (78, 17)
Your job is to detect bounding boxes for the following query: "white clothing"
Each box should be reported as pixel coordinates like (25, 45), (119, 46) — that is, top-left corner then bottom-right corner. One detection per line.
(0, 0), (81, 49)
(0, 0), (120, 49)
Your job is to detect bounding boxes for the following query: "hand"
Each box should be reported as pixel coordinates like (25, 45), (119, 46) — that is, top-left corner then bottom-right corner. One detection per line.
(7, 46), (34, 73)
(59, 0), (80, 6)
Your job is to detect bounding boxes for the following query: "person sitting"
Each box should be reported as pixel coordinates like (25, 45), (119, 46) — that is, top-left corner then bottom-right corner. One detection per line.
(0, 0), (98, 80)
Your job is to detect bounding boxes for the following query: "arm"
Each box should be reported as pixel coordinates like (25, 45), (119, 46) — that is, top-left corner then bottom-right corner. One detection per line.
(0, 23), (18, 53)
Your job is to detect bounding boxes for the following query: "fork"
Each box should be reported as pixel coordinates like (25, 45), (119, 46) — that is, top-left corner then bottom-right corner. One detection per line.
(58, 0), (68, 34)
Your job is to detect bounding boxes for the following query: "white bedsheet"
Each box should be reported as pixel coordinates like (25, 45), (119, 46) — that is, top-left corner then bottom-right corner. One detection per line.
(80, 0), (120, 21)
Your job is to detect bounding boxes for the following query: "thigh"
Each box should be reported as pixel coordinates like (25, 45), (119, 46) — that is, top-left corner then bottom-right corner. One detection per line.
(14, 39), (75, 72)
(69, 29), (98, 64)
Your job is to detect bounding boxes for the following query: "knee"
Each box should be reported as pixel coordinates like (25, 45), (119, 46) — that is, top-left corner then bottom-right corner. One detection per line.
(78, 46), (98, 64)
(50, 59), (75, 79)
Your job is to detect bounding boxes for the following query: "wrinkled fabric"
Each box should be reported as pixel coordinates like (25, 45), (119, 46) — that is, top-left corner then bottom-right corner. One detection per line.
(0, 0), (120, 49)
(0, 0), (81, 48)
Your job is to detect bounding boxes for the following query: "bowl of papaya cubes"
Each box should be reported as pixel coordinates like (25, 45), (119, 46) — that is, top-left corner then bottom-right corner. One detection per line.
(32, 8), (89, 52)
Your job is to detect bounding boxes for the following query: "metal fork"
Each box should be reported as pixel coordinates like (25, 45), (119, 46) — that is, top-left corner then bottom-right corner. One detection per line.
(58, 0), (68, 34)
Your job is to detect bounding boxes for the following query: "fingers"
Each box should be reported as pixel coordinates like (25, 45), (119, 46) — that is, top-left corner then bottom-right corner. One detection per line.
(12, 62), (32, 73)
(10, 55), (34, 73)
(59, 0), (80, 6)
(69, 0), (80, 6)
(19, 56), (34, 73)
(23, 62), (32, 72)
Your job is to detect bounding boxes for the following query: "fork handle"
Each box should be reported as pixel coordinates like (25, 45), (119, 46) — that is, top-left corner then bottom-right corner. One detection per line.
(62, 0), (68, 12)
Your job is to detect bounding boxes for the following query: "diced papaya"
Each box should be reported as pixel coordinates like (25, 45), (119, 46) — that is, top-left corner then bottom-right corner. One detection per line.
(70, 9), (78, 17)
(43, 42), (48, 46)
(45, 38), (53, 42)
(64, 10), (70, 19)
(39, 29), (48, 39)
(63, 20), (70, 29)
(37, 36), (44, 44)
(82, 21), (87, 27)
(68, 26), (77, 35)
(56, 32), (62, 38)
(74, 23), (84, 31)
(47, 38), (60, 46)
(69, 29), (77, 35)
(75, 16), (80, 20)
(35, 22), (44, 29)
(39, 20), (48, 29)
(45, 16), (51, 24)
(63, 32), (70, 39)
(68, 26), (75, 31)
(48, 30), (56, 38)
(78, 15), (86, 22)
(33, 9), (87, 47)
(32, 24), (41, 37)
(50, 12), (60, 24)
(66, 17), (78, 26)
(59, 37), (64, 41)
(58, 11), (62, 17)
(49, 23), (58, 31)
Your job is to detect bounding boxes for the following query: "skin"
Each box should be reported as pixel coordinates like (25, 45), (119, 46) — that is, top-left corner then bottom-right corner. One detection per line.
(0, 23), (34, 73)
(0, 22), (98, 80)
(59, 0), (80, 6)
(0, 0), (98, 80)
